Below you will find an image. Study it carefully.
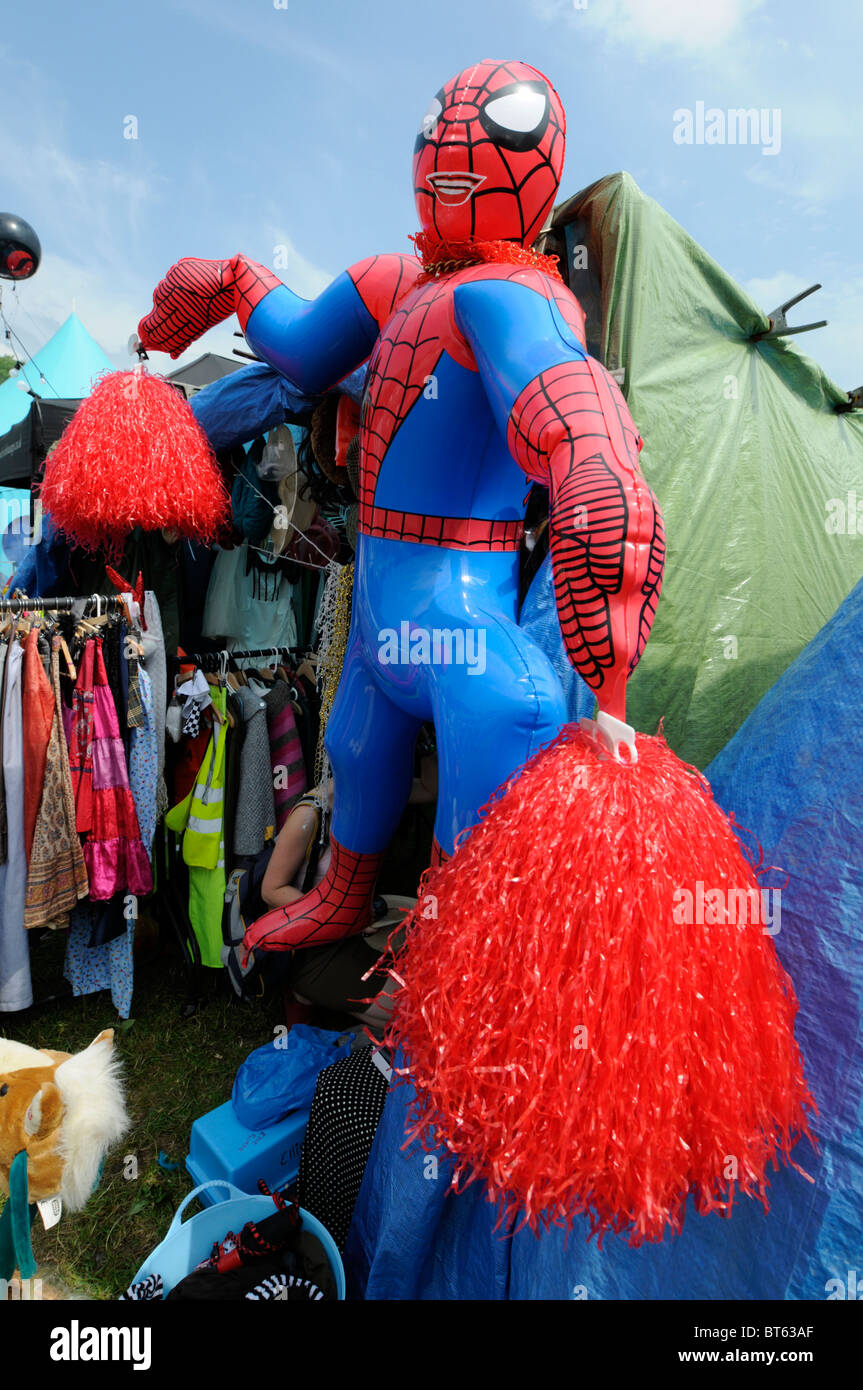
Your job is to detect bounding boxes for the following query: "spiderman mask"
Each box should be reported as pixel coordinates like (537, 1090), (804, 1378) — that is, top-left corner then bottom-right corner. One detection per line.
(413, 59), (566, 250)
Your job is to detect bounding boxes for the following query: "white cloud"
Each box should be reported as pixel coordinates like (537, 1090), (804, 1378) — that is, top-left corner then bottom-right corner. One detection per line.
(0, 254), (243, 374)
(743, 162), (829, 214)
(0, 125), (161, 366)
(536, 0), (860, 219)
(3, 232), (334, 377)
(598, 0), (759, 50)
(258, 228), (334, 301)
(0, 62), (333, 376)
(173, 0), (361, 88)
(744, 272), (810, 312)
(0, 138), (155, 264)
(1, 257), (139, 368)
(535, 0), (762, 55)
(743, 271), (863, 391)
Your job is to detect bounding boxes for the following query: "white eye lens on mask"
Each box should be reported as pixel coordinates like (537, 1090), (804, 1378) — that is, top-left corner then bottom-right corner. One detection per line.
(483, 87), (546, 134)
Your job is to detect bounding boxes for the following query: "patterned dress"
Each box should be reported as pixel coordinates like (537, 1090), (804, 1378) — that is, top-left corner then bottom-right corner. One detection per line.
(128, 665), (158, 858)
(63, 638), (154, 1019)
(0, 641), (31, 1011)
(66, 637), (152, 899)
(24, 642), (89, 928)
(21, 629), (54, 864)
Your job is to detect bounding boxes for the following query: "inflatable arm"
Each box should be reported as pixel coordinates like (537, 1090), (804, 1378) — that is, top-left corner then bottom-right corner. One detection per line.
(454, 275), (665, 730)
(138, 253), (420, 396)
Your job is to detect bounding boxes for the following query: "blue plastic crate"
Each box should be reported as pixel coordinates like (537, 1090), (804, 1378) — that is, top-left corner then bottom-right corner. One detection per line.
(186, 1101), (308, 1204)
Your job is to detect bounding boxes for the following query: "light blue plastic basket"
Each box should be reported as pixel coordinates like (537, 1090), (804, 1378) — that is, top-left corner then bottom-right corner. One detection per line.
(130, 1180), (345, 1299)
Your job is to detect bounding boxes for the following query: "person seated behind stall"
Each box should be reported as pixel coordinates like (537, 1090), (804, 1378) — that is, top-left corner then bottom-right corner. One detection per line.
(261, 755), (438, 908)
(261, 779), (334, 909)
(261, 759), (437, 1030)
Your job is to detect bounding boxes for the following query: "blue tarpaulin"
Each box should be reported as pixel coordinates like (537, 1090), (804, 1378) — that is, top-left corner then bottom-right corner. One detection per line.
(189, 360), (365, 451)
(518, 550), (595, 725)
(345, 579), (863, 1299)
(189, 362), (318, 451)
(0, 487), (31, 590)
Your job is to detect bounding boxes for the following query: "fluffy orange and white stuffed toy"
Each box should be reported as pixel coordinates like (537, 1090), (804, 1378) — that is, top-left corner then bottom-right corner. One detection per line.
(0, 1030), (128, 1211)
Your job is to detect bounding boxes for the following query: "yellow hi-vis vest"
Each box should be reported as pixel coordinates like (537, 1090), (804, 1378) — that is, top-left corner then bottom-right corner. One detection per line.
(165, 686), (228, 871)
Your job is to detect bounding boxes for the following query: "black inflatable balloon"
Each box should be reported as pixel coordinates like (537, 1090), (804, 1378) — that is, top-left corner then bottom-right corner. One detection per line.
(0, 213), (41, 280)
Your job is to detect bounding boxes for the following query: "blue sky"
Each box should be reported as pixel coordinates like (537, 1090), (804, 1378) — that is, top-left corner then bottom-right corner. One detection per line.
(1, 0), (859, 388)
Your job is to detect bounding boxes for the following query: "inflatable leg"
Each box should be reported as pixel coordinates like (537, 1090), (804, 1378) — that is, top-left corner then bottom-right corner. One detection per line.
(245, 636), (422, 954)
(429, 837), (450, 868)
(429, 613), (567, 856)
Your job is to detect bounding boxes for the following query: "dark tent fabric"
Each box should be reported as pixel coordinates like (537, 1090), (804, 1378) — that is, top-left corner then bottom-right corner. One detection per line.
(345, 579), (862, 1300)
(166, 352), (242, 394)
(0, 397), (80, 485)
(10, 513), (68, 596)
(345, 1067), (821, 1299)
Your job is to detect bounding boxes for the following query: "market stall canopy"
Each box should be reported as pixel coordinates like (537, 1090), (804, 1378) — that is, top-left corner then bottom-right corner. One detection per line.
(166, 352), (243, 397)
(0, 312), (113, 436)
(0, 397), (81, 485)
(535, 172), (863, 768)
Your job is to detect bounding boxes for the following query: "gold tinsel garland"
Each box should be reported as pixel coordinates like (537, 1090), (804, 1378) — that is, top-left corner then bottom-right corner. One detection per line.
(314, 560), (354, 787)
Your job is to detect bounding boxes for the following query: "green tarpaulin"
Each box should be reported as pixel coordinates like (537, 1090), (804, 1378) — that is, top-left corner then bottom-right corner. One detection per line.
(541, 173), (863, 768)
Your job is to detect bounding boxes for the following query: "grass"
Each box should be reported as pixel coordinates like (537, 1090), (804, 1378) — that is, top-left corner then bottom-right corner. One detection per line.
(1, 807), (432, 1300)
(1, 918), (284, 1299)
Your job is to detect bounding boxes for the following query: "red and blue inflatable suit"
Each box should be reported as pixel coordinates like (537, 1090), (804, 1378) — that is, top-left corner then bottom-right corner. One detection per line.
(140, 58), (664, 944)
(140, 60), (814, 1243)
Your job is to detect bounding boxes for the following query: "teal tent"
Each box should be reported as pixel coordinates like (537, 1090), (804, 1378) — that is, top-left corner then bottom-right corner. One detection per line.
(0, 313), (113, 436)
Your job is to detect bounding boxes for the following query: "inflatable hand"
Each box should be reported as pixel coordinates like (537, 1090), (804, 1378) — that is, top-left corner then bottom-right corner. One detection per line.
(138, 254), (282, 359)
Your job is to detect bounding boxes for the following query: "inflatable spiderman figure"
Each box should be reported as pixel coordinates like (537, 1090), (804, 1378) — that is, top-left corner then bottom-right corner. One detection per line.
(138, 59), (665, 954)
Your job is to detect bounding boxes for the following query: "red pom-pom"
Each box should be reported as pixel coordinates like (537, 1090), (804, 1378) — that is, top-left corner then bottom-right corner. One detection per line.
(385, 727), (816, 1245)
(40, 370), (230, 554)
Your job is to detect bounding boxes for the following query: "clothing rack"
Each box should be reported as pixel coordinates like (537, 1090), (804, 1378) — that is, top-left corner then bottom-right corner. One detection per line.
(0, 594), (128, 615)
(184, 646), (311, 672)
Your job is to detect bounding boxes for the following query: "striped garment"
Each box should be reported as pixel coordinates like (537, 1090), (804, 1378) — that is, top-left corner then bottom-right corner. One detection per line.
(266, 681), (306, 833)
(120, 1273), (163, 1301)
(21, 629), (55, 864)
(245, 1273), (325, 1301)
